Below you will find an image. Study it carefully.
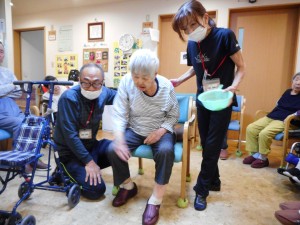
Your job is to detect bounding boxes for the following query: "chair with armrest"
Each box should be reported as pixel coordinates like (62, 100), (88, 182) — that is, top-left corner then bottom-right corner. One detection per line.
(173, 93), (197, 148)
(120, 94), (195, 208)
(228, 95), (246, 156)
(254, 110), (300, 167)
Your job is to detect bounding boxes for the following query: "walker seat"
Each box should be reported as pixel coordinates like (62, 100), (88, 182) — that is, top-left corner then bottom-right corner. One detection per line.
(0, 80), (77, 225)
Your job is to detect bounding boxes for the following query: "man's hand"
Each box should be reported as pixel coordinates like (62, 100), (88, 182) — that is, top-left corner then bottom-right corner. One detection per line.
(85, 160), (102, 186)
(113, 140), (131, 162)
(144, 128), (167, 145)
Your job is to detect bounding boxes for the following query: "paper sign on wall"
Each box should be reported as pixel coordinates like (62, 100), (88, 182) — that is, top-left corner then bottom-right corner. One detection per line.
(142, 22), (153, 34)
(48, 30), (56, 41)
(149, 28), (159, 42)
(180, 52), (187, 65)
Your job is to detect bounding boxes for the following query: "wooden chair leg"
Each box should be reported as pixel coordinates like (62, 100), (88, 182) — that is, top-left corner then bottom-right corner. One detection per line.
(7, 139), (12, 150)
(177, 158), (188, 208)
(235, 130), (243, 157)
(177, 129), (189, 208)
(281, 135), (289, 168)
(0, 138), (12, 151)
(0, 140), (7, 151)
(138, 157), (144, 175)
(186, 140), (191, 182)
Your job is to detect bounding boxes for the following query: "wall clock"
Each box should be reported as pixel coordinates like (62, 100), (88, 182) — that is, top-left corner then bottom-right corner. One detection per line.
(119, 34), (135, 52)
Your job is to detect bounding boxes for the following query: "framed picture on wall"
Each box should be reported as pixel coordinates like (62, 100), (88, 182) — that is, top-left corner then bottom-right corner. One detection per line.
(88, 22), (104, 41)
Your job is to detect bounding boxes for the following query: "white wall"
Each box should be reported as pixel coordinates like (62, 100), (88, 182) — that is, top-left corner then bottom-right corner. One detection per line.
(11, 0), (300, 86)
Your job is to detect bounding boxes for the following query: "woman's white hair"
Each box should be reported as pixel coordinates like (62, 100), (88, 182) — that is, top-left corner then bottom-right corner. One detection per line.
(292, 72), (300, 80)
(129, 49), (159, 78)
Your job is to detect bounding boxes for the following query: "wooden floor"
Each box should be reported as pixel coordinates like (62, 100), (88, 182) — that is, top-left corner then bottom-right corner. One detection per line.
(0, 131), (299, 225)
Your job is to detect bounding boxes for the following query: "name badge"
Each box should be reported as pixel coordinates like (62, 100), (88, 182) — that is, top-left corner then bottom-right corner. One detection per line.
(202, 78), (220, 92)
(79, 129), (92, 139)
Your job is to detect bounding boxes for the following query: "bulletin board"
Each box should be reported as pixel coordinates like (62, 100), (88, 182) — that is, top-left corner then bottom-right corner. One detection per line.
(112, 39), (142, 88)
(55, 54), (78, 78)
(83, 48), (109, 72)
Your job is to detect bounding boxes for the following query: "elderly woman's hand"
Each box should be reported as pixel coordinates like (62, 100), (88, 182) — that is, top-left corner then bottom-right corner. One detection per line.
(144, 128), (167, 145)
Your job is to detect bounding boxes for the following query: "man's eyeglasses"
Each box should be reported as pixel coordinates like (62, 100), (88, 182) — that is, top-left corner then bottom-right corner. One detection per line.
(80, 81), (104, 89)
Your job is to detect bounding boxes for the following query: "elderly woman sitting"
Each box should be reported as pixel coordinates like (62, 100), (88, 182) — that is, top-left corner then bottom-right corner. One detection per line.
(243, 72), (300, 168)
(107, 49), (179, 225)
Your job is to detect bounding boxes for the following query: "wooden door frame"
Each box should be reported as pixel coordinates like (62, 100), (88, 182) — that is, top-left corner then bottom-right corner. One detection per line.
(13, 27), (46, 80)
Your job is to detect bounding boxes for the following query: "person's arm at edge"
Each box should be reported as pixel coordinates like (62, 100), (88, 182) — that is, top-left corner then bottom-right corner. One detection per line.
(112, 76), (131, 161)
(225, 50), (246, 93)
(0, 69), (22, 98)
(170, 67), (196, 87)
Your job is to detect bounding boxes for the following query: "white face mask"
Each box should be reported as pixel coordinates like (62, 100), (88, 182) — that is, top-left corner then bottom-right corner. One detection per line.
(188, 25), (207, 42)
(80, 88), (102, 100)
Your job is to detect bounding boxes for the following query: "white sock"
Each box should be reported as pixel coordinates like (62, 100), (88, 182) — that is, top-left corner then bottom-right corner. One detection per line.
(148, 194), (162, 205)
(252, 152), (260, 159)
(120, 181), (134, 190)
(257, 153), (267, 160)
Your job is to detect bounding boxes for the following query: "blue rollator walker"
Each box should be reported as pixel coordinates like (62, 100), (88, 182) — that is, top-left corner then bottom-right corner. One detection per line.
(278, 142), (300, 185)
(0, 80), (80, 225)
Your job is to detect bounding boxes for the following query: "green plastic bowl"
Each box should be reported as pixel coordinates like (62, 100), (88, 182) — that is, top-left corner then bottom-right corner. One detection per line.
(198, 89), (233, 111)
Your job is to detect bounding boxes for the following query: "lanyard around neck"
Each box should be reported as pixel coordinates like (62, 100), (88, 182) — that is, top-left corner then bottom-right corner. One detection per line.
(198, 42), (228, 78)
(82, 102), (95, 128)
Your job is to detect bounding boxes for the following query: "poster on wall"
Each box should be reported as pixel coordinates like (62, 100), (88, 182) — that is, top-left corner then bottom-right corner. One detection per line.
(58, 25), (73, 52)
(83, 48), (109, 72)
(55, 54), (78, 78)
(112, 39), (142, 88)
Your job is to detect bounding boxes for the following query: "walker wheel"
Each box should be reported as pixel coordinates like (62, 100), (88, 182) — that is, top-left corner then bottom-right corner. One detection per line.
(0, 214), (9, 225)
(68, 184), (80, 208)
(20, 215), (36, 225)
(18, 182), (31, 200)
(7, 212), (22, 225)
